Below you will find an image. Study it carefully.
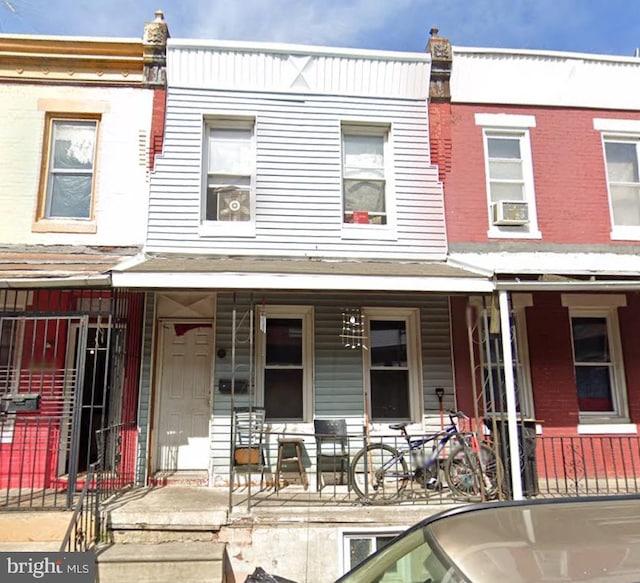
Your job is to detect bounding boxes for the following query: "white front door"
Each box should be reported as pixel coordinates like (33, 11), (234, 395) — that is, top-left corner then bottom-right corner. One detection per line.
(156, 322), (213, 471)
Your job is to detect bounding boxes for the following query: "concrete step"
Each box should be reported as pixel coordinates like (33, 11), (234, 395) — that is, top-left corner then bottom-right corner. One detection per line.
(96, 541), (226, 583)
(0, 511), (70, 543)
(0, 542), (61, 551)
(107, 486), (228, 543)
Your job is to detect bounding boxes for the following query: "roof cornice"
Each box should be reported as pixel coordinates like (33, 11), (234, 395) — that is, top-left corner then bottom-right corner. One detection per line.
(0, 35), (145, 85)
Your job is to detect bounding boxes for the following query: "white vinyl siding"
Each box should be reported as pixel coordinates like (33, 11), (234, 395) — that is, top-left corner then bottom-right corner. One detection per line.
(147, 86), (445, 260)
(207, 292), (453, 482)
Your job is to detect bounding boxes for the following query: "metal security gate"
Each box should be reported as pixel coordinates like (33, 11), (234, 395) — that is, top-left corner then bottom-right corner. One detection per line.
(0, 289), (142, 508)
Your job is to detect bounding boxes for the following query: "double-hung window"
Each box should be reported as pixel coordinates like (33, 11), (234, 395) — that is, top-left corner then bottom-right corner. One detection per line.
(594, 118), (640, 240)
(603, 139), (640, 231)
(364, 307), (422, 423)
(36, 114), (99, 231)
(562, 294), (629, 425)
(476, 113), (540, 238)
(256, 305), (314, 422)
(202, 119), (255, 235)
(341, 125), (391, 228)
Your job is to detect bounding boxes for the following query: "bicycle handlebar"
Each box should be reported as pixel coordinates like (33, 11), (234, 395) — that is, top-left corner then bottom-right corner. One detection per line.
(448, 410), (469, 421)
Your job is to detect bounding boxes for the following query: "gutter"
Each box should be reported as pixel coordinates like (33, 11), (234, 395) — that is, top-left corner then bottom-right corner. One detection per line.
(0, 274), (112, 289)
(495, 279), (640, 292)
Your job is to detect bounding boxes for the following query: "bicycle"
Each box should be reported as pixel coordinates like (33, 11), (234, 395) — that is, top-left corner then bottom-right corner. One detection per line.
(349, 411), (502, 505)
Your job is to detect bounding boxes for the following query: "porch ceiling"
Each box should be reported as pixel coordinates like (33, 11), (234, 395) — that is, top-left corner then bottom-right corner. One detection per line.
(0, 246), (142, 287)
(112, 254), (494, 292)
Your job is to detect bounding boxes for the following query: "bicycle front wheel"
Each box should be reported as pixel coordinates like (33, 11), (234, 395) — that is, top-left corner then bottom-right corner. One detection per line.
(445, 443), (502, 501)
(349, 444), (408, 505)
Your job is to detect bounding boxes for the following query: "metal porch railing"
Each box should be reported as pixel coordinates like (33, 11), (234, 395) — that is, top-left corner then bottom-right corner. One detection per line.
(230, 428), (640, 509)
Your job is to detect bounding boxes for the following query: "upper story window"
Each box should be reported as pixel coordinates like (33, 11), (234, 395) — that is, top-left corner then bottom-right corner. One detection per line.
(594, 118), (640, 240)
(201, 119), (255, 237)
(604, 139), (640, 234)
(34, 114), (100, 233)
(341, 124), (394, 238)
(476, 113), (540, 239)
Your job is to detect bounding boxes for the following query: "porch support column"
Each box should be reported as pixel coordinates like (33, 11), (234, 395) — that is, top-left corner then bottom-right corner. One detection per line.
(498, 290), (523, 500)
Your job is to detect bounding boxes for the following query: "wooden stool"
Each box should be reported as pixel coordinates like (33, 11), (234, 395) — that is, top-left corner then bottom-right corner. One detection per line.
(275, 438), (308, 491)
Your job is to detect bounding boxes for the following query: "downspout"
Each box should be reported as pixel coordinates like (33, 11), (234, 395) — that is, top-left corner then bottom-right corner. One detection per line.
(498, 290), (523, 500)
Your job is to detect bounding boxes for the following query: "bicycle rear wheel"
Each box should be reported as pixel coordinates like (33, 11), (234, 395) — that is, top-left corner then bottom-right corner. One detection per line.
(349, 444), (408, 505)
(445, 443), (502, 501)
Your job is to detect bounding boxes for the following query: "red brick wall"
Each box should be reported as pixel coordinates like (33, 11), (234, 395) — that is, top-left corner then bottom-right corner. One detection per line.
(449, 296), (475, 415)
(149, 88), (167, 170)
(526, 293), (579, 431)
(441, 104), (640, 246)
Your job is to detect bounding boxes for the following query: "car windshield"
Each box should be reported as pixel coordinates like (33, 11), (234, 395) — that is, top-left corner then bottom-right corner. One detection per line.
(337, 527), (467, 583)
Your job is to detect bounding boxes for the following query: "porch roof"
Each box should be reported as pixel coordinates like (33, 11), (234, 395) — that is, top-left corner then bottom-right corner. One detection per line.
(0, 246), (141, 288)
(111, 254), (494, 292)
(450, 251), (640, 291)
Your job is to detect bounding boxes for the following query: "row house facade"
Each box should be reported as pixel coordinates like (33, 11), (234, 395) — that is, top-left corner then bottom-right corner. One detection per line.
(110, 38), (492, 490)
(0, 13), (168, 504)
(3, 18), (640, 581)
(429, 30), (640, 498)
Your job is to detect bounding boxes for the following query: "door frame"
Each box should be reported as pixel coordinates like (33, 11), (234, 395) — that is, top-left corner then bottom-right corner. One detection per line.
(151, 318), (215, 473)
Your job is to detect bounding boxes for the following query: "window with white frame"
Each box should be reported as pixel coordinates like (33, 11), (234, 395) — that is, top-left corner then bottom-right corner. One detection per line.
(203, 120), (255, 230)
(562, 295), (628, 422)
(342, 125), (390, 226)
(256, 305), (314, 421)
(594, 118), (640, 239)
(473, 295), (534, 418)
(475, 113), (539, 237)
(342, 528), (462, 582)
(342, 531), (400, 573)
(603, 139), (640, 228)
(364, 307), (422, 422)
(37, 115), (99, 224)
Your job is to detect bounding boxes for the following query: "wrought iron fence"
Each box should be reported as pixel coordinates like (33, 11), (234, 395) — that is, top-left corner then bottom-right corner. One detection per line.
(536, 434), (640, 497)
(59, 462), (99, 552)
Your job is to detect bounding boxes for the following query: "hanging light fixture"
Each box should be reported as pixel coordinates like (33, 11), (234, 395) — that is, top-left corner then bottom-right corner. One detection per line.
(340, 308), (367, 349)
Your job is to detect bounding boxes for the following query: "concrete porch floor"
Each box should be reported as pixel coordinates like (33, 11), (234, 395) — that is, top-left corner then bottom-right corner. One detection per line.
(105, 482), (461, 530)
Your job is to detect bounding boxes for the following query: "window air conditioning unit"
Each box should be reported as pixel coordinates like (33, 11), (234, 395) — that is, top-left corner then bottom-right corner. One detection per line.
(492, 200), (529, 226)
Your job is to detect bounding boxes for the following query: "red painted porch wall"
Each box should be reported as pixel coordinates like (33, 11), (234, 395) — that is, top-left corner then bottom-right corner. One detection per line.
(450, 291), (640, 481)
(431, 102), (640, 247)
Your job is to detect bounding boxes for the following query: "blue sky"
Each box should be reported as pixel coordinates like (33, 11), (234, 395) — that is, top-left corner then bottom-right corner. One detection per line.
(2, 0), (640, 57)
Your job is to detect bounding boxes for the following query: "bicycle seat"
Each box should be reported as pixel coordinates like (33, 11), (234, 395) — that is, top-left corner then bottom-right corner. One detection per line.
(389, 422), (410, 431)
